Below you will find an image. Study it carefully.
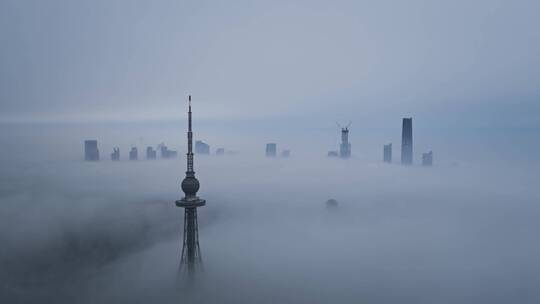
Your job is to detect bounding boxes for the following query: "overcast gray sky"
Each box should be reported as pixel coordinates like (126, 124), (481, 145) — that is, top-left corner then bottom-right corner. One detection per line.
(1, 0), (539, 126)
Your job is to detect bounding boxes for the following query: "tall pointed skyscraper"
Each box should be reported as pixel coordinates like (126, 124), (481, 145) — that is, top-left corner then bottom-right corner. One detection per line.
(176, 95), (206, 277)
(401, 117), (413, 165)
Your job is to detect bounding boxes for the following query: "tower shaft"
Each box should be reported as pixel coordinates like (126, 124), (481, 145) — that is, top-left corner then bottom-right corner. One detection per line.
(180, 207), (202, 276)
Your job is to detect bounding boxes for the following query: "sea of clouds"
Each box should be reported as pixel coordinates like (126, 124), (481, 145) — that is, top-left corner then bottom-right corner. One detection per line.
(1, 122), (539, 303)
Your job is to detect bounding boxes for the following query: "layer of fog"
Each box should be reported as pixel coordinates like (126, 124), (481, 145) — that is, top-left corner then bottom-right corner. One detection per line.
(1, 122), (539, 303)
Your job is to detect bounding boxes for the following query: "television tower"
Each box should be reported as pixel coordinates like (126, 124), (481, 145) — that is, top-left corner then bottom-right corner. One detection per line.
(176, 95), (206, 277)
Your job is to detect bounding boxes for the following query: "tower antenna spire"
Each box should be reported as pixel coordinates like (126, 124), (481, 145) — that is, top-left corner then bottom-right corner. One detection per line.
(186, 95), (194, 173)
(188, 95), (192, 131)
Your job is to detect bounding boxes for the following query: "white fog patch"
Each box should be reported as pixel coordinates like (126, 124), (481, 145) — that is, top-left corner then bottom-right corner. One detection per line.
(1, 128), (539, 303)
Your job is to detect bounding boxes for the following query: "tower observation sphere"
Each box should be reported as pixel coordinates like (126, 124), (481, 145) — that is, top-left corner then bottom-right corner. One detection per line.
(181, 176), (200, 197)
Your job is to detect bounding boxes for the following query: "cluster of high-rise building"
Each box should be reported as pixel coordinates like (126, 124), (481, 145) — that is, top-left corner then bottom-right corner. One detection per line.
(84, 139), (226, 161)
(159, 144), (178, 159)
(328, 123), (351, 159)
(265, 143), (291, 158)
(84, 141), (182, 162)
(85, 118), (433, 166)
(194, 140), (228, 155)
(382, 117), (433, 166)
(325, 118), (434, 166)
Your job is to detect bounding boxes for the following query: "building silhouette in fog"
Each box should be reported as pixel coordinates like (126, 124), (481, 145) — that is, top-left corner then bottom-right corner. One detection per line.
(339, 125), (351, 159)
(195, 140), (210, 155)
(281, 149), (290, 158)
(422, 151), (433, 166)
(129, 147), (138, 160)
(328, 151), (338, 157)
(401, 118), (413, 165)
(84, 140), (99, 161)
(159, 144), (167, 158)
(266, 143), (277, 157)
(111, 147), (120, 161)
(159, 144), (177, 159)
(216, 148), (225, 155)
(146, 146), (157, 160)
(175, 95), (206, 278)
(383, 143), (392, 163)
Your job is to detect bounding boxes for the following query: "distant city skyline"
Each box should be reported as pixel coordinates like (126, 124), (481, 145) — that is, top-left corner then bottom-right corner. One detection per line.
(1, 1), (539, 302)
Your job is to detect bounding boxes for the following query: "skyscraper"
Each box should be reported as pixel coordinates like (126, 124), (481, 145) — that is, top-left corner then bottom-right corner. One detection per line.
(159, 144), (178, 159)
(129, 147), (138, 161)
(159, 144), (168, 158)
(111, 147), (120, 161)
(195, 140), (210, 155)
(175, 95), (206, 278)
(422, 151), (433, 166)
(84, 140), (99, 161)
(146, 146), (157, 160)
(383, 143), (392, 163)
(401, 118), (413, 165)
(266, 143), (277, 157)
(339, 125), (351, 159)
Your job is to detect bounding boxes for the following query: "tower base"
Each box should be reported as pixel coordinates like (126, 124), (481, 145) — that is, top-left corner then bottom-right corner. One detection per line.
(177, 204), (205, 279)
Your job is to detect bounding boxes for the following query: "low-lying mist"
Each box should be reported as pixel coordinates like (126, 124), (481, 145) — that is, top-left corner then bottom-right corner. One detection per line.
(1, 123), (539, 303)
